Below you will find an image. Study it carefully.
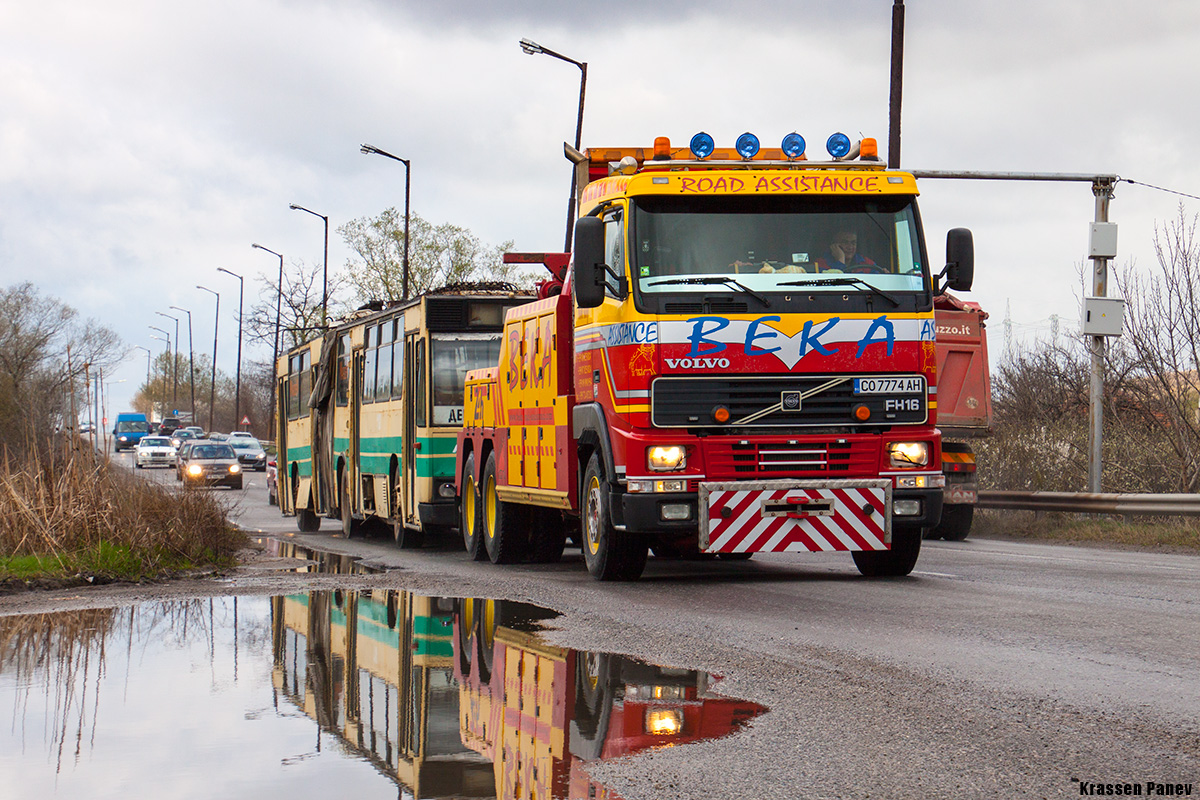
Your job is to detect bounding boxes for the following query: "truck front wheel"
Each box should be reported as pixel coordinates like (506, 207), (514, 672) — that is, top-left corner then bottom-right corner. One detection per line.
(581, 454), (648, 581)
(852, 524), (922, 577)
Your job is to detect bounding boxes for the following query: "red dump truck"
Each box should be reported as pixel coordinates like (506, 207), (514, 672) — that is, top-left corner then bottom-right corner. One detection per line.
(931, 293), (993, 540)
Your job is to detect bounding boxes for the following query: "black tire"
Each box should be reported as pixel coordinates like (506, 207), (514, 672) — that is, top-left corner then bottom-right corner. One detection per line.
(580, 454), (648, 581)
(934, 504), (973, 542)
(296, 507), (322, 532)
(340, 472), (363, 539)
(461, 452), (487, 561)
(852, 524), (922, 577)
(529, 507), (568, 563)
(481, 453), (529, 564)
(393, 520), (424, 549)
(570, 651), (615, 760)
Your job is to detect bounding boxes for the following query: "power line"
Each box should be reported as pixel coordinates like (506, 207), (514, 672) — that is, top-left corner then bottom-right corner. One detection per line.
(1122, 178), (1200, 202)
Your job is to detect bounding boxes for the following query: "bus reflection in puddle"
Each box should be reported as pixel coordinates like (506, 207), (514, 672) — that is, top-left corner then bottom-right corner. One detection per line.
(276, 590), (766, 799)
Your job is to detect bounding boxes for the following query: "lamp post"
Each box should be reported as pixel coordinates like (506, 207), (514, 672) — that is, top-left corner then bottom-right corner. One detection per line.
(252, 243), (284, 432)
(359, 144), (411, 299)
(289, 203), (329, 325)
(150, 332), (169, 421)
(169, 305), (196, 424)
(217, 267), (244, 430)
(133, 345), (151, 390)
(519, 37), (587, 252)
(154, 311), (179, 408)
(197, 285), (220, 431)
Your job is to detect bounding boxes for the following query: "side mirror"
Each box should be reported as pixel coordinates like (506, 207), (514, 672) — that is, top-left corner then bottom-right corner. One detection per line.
(943, 228), (974, 292)
(573, 216), (606, 309)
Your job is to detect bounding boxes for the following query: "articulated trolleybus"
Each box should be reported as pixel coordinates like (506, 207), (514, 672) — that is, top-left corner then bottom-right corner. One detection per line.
(277, 289), (529, 544)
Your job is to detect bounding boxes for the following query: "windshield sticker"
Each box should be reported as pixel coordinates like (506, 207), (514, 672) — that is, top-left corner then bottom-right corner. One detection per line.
(677, 174), (882, 195)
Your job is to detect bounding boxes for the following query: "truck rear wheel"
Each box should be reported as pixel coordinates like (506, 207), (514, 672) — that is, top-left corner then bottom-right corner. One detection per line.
(934, 504), (973, 541)
(852, 524), (922, 577)
(481, 453), (529, 564)
(461, 453), (487, 561)
(581, 454), (647, 581)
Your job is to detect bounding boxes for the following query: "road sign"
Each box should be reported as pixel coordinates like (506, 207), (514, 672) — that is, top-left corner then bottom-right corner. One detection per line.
(241, 416), (251, 425)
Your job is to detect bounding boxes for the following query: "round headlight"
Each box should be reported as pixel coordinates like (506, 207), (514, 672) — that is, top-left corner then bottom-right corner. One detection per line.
(229, 464), (241, 474)
(187, 464), (203, 476)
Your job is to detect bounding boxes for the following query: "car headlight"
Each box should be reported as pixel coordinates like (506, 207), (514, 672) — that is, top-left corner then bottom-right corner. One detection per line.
(118, 436), (128, 442)
(187, 464), (203, 476)
(887, 441), (929, 468)
(229, 464), (241, 474)
(647, 445), (687, 472)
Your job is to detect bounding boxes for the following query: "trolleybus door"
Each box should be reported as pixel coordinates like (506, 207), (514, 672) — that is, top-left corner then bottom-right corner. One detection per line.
(277, 373), (290, 513)
(403, 332), (423, 526)
(348, 348), (364, 517)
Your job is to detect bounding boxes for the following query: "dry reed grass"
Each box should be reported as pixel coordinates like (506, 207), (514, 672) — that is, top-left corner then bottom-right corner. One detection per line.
(0, 438), (245, 581)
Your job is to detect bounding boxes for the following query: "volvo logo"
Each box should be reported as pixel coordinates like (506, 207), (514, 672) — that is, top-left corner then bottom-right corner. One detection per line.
(781, 391), (802, 411)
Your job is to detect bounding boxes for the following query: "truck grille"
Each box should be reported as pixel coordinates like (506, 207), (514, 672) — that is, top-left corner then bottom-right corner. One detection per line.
(706, 438), (879, 478)
(651, 376), (926, 428)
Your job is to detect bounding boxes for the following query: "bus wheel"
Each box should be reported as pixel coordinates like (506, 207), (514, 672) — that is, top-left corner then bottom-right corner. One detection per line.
(852, 524), (922, 577)
(581, 454), (647, 581)
(296, 507), (321, 533)
(340, 474), (362, 539)
(393, 520), (424, 549)
(481, 452), (529, 564)
(461, 453), (487, 561)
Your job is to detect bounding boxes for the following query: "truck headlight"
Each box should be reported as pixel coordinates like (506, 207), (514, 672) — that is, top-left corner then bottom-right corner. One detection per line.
(887, 441), (929, 468)
(647, 445), (687, 472)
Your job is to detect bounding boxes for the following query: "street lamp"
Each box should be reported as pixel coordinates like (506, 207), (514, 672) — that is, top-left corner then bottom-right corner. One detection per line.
(520, 37), (587, 251)
(359, 144), (411, 300)
(150, 331), (169, 421)
(252, 243), (284, 433)
(197, 285), (220, 431)
(217, 267), (244, 430)
(289, 203), (329, 325)
(154, 310), (179, 408)
(169, 305), (196, 424)
(133, 345), (151, 391)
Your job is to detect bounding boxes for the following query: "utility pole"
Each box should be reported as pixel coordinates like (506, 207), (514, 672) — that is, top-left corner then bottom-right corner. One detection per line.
(888, 0), (905, 169)
(1087, 178), (1116, 493)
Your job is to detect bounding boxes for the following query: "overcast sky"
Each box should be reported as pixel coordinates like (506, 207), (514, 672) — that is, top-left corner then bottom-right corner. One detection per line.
(3, 0), (1198, 420)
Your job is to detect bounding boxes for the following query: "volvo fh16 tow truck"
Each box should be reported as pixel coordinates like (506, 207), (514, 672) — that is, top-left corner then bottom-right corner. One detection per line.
(457, 131), (975, 580)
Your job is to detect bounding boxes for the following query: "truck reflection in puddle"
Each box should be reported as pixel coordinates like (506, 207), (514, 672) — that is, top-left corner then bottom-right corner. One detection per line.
(276, 590), (766, 799)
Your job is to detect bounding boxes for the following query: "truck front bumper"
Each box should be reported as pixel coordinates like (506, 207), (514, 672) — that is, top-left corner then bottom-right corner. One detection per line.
(618, 486), (942, 535)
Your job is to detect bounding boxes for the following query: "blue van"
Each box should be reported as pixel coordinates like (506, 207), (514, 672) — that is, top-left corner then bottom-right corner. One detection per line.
(113, 412), (151, 452)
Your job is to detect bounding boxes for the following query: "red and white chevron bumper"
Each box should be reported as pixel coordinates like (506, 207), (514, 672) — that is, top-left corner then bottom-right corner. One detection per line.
(698, 479), (892, 554)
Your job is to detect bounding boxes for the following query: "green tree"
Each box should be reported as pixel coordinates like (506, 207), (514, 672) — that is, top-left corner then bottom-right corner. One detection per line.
(338, 209), (527, 303)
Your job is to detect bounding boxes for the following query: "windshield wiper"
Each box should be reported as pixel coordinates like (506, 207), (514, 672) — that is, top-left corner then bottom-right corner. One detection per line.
(648, 276), (771, 308)
(777, 277), (899, 307)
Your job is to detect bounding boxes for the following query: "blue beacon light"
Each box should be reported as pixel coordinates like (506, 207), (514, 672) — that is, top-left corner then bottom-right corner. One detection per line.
(781, 132), (806, 159)
(689, 132), (716, 159)
(735, 132), (760, 159)
(826, 132), (852, 159)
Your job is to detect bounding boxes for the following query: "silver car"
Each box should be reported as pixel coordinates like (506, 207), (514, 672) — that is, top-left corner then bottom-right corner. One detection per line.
(134, 436), (177, 469)
(229, 437), (268, 471)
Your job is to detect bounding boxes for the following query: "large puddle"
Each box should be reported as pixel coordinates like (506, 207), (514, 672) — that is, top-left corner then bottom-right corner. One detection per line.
(0, 589), (765, 798)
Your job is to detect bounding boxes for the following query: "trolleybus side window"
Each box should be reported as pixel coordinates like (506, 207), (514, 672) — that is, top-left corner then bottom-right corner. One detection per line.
(336, 334), (351, 407)
(377, 320), (394, 402)
(414, 339), (427, 428)
(390, 319), (404, 401)
(363, 325), (377, 404)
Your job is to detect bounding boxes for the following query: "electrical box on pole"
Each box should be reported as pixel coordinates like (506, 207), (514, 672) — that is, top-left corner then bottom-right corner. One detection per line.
(1082, 297), (1125, 337)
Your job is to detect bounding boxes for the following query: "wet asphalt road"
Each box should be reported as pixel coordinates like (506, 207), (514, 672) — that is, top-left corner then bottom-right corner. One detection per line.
(125, 451), (1200, 798)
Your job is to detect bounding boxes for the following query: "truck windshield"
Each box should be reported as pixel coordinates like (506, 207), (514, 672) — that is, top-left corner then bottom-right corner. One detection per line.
(431, 333), (503, 426)
(632, 194), (928, 297)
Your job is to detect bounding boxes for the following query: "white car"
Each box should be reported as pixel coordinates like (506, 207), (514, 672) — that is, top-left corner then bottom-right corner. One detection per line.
(229, 431), (256, 439)
(134, 436), (177, 469)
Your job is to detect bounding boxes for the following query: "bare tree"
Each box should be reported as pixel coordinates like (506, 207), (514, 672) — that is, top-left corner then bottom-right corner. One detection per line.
(338, 208), (528, 303)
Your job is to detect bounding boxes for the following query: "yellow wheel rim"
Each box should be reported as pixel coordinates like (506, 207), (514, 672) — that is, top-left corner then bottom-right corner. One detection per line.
(463, 474), (476, 538)
(482, 600), (496, 654)
(585, 475), (602, 555)
(484, 473), (497, 541)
